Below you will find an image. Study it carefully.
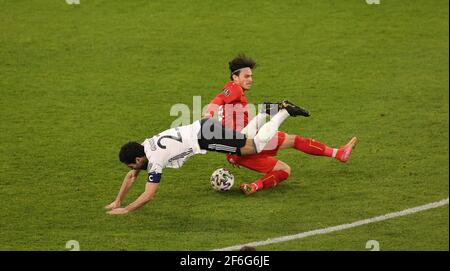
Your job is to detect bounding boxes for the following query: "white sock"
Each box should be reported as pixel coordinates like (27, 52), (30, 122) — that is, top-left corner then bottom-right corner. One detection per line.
(270, 109), (290, 127)
(332, 148), (338, 158)
(241, 113), (268, 138)
(253, 109), (290, 153)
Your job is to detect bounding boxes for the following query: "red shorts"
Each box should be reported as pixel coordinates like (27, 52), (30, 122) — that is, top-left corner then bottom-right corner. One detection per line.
(226, 132), (286, 174)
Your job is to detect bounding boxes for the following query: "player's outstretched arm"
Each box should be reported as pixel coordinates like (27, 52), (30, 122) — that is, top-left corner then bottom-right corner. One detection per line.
(105, 169), (140, 210)
(107, 182), (160, 215)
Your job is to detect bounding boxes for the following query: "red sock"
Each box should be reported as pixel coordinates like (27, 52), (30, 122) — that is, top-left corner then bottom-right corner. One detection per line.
(253, 170), (289, 190)
(294, 135), (334, 157)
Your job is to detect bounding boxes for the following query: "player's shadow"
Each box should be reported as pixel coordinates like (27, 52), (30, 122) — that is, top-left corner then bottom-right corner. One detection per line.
(212, 188), (246, 198)
(211, 185), (292, 198)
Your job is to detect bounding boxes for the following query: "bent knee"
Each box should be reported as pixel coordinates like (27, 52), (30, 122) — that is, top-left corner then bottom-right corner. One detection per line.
(282, 165), (291, 176)
(273, 162), (291, 176)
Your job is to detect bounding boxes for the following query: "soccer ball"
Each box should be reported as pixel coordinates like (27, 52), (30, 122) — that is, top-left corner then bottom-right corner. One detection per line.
(210, 168), (234, 191)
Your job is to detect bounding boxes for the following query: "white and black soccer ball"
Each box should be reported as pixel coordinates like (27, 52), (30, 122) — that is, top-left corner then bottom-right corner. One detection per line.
(210, 168), (234, 191)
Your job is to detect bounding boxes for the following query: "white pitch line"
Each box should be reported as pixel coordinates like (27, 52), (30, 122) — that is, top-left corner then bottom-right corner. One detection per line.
(213, 198), (449, 251)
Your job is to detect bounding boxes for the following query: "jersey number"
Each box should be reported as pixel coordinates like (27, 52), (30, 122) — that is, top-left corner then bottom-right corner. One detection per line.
(157, 129), (183, 149)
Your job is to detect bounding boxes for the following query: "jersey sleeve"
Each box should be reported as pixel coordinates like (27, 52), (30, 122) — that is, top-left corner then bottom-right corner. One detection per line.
(206, 85), (243, 117)
(147, 162), (164, 183)
(205, 96), (224, 117)
(220, 84), (242, 103)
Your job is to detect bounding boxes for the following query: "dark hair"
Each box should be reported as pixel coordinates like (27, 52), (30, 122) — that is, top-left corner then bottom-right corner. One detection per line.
(119, 141), (145, 164)
(229, 54), (256, 80)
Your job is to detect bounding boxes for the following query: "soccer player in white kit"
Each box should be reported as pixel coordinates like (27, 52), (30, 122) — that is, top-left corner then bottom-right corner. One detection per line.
(106, 102), (306, 215)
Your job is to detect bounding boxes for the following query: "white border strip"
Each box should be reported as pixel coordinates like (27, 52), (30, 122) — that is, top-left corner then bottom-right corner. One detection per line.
(213, 198), (449, 251)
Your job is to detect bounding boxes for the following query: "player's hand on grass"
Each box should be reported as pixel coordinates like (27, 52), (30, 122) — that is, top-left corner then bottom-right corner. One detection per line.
(107, 208), (129, 215)
(228, 157), (240, 169)
(203, 113), (213, 119)
(104, 200), (121, 210)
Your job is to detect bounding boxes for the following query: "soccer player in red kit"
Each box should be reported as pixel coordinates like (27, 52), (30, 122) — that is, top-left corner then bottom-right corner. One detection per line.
(204, 55), (358, 195)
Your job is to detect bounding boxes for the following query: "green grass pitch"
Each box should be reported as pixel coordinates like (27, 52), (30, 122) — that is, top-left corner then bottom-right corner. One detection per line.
(0, 0), (448, 250)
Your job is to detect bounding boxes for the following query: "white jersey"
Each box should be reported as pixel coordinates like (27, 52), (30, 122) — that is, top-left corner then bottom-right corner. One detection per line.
(142, 120), (206, 183)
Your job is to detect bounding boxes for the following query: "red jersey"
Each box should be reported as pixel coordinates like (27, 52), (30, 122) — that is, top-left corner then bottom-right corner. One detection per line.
(206, 81), (249, 132)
